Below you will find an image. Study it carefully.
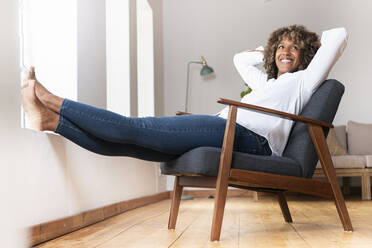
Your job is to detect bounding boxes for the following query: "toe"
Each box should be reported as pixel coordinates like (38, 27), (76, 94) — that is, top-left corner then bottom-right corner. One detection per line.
(27, 67), (36, 80)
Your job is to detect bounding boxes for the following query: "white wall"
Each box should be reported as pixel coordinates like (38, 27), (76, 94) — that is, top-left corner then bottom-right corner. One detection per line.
(1, 1), (29, 247)
(0, 0), (165, 245)
(162, 0), (372, 126)
(147, 0), (165, 117)
(137, 0), (155, 117)
(77, 0), (107, 108)
(106, 0), (132, 116)
(21, 0), (78, 101)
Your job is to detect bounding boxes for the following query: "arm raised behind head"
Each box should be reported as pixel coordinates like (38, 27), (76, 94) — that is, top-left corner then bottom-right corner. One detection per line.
(301, 27), (348, 93)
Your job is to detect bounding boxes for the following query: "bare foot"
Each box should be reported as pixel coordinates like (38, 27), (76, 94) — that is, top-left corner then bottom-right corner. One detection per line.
(23, 67), (64, 114)
(21, 79), (59, 131)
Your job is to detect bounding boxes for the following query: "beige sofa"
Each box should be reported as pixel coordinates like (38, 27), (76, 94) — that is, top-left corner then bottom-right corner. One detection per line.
(313, 121), (372, 200)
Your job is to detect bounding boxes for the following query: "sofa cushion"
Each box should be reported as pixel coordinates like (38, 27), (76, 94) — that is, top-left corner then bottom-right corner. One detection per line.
(366, 155), (372, 168)
(327, 127), (347, 156)
(348, 121), (372, 155)
(316, 155), (366, 169)
(334, 125), (347, 152)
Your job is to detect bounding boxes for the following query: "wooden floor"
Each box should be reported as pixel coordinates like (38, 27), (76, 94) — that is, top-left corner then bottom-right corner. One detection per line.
(34, 195), (372, 248)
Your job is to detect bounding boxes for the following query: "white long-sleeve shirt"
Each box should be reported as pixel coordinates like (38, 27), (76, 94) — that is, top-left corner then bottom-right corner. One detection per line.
(218, 28), (348, 156)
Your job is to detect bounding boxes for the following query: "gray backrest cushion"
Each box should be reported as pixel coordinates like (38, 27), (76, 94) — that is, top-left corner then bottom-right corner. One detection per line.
(283, 80), (345, 178)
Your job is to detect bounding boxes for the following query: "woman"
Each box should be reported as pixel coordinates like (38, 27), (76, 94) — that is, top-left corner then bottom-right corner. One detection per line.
(21, 25), (348, 161)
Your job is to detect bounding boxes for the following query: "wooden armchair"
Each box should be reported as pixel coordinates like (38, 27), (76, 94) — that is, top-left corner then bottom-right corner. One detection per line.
(161, 80), (352, 241)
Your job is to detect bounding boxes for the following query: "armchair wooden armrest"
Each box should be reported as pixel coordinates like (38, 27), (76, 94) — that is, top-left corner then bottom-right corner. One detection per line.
(217, 98), (333, 128)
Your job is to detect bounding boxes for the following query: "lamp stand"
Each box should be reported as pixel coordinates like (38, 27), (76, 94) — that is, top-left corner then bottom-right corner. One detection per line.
(185, 61), (202, 112)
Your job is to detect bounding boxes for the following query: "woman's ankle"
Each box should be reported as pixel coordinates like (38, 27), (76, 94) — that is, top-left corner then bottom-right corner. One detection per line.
(42, 94), (64, 114)
(34, 81), (64, 114)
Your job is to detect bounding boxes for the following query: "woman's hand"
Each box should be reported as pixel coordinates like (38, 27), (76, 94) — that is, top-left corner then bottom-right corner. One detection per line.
(315, 39), (321, 48)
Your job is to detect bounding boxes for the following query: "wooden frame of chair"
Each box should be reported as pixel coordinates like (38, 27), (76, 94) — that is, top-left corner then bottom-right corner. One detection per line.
(169, 98), (353, 241)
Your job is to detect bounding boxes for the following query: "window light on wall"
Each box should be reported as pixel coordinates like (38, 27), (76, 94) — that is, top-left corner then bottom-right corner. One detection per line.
(19, 0), (78, 127)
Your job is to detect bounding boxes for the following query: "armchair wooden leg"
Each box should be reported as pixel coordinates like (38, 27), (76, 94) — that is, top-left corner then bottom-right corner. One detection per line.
(211, 106), (237, 241)
(210, 177), (229, 241)
(308, 124), (353, 231)
(168, 176), (183, 229)
(277, 192), (292, 223)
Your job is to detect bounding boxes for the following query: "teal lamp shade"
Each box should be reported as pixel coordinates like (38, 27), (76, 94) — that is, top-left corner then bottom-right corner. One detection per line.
(200, 64), (214, 76)
(200, 56), (214, 76)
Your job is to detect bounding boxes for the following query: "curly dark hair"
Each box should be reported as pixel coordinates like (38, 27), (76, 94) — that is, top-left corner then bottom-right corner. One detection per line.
(263, 25), (320, 80)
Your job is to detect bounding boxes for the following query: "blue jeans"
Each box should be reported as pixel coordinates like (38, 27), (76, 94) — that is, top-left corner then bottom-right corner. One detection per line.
(55, 99), (272, 162)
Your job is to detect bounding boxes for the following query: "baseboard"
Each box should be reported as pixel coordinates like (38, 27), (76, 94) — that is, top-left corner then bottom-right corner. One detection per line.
(29, 191), (171, 247)
(29, 189), (254, 246)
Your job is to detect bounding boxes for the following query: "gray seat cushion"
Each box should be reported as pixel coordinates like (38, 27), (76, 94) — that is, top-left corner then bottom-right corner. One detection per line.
(161, 146), (302, 177)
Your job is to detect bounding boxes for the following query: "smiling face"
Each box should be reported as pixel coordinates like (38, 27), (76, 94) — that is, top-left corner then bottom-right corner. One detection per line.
(275, 37), (301, 78)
